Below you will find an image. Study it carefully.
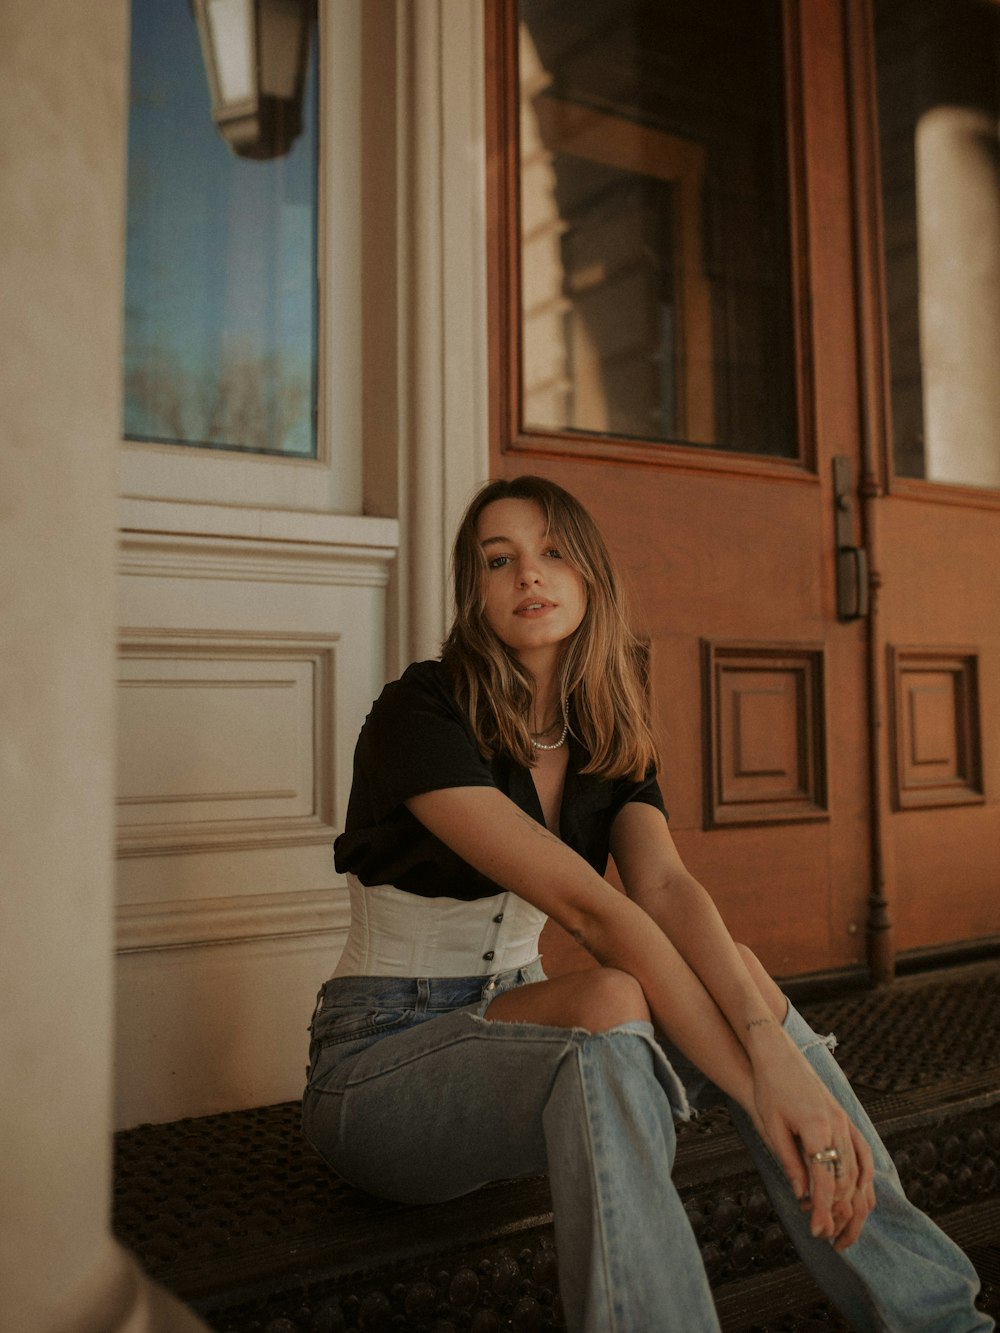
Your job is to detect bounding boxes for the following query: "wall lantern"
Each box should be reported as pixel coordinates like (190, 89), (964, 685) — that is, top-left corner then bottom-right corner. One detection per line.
(192, 0), (312, 160)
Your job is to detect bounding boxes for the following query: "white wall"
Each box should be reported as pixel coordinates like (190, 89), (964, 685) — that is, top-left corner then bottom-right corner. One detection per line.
(114, 506), (396, 1124)
(113, 0), (490, 1127)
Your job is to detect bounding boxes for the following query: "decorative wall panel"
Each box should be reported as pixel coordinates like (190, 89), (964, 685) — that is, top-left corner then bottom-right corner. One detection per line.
(118, 632), (337, 856)
(890, 648), (983, 809)
(703, 642), (828, 827)
(115, 512), (395, 1126)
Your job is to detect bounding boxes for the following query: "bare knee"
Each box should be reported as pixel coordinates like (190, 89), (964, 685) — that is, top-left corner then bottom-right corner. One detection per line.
(483, 966), (650, 1031)
(569, 967), (650, 1033)
(736, 943), (787, 1021)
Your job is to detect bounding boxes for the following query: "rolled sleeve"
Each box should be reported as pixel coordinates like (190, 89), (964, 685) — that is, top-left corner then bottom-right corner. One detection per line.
(610, 765), (668, 823)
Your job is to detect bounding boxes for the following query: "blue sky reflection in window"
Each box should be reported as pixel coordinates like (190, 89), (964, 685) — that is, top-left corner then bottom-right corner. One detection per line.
(123, 0), (318, 456)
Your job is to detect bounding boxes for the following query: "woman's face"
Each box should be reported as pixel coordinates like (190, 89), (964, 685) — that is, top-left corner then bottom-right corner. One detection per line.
(475, 498), (587, 670)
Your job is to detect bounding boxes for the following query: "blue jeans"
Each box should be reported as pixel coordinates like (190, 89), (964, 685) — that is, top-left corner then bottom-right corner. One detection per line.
(301, 962), (992, 1333)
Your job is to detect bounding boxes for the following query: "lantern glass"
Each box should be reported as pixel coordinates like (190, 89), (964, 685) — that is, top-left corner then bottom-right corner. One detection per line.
(205, 0), (255, 105)
(193, 0), (312, 158)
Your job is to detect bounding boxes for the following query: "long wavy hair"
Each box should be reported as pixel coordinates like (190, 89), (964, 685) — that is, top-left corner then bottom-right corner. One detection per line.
(440, 475), (658, 780)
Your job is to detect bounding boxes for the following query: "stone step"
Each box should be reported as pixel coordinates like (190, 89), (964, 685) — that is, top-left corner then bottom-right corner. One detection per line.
(115, 1094), (1000, 1331)
(113, 961), (1000, 1330)
(712, 1197), (1000, 1331)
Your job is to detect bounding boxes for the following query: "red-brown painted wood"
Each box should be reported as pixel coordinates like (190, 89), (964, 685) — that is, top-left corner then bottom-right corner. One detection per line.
(487, 0), (877, 977)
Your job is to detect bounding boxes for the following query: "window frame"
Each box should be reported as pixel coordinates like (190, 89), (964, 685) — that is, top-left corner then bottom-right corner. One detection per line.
(120, 0), (369, 517)
(847, 0), (1000, 514)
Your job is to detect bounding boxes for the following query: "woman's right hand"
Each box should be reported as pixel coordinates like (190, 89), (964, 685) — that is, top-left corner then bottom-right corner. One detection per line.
(745, 1033), (876, 1250)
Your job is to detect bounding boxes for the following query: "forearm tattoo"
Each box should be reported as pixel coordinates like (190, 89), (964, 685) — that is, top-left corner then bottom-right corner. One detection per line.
(745, 1016), (776, 1033)
(512, 805), (560, 842)
(509, 807), (603, 960)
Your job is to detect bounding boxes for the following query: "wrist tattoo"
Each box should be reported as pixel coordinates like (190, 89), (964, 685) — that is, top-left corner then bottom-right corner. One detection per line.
(745, 1016), (775, 1033)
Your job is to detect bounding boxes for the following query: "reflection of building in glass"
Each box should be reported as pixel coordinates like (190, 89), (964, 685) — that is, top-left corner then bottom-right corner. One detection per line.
(522, 83), (711, 443)
(123, 0), (318, 456)
(517, 0), (795, 458)
(876, 0), (1000, 489)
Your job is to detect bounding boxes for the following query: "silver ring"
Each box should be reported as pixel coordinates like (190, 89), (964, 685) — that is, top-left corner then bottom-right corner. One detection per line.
(809, 1147), (840, 1164)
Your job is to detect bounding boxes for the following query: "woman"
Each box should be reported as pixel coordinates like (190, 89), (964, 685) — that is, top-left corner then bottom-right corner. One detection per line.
(303, 475), (990, 1332)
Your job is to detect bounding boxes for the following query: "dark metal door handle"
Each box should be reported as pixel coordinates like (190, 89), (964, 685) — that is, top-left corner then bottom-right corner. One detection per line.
(837, 544), (869, 620)
(833, 456), (869, 621)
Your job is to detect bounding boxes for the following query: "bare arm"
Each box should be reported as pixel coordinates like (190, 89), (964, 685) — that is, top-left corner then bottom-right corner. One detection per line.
(405, 785), (758, 1108)
(610, 801), (876, 1246)
(609, 803), (781, 1038)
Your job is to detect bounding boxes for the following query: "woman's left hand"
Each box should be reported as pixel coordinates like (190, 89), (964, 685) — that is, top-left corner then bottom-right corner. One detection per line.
(747, 1034), (876, 1249)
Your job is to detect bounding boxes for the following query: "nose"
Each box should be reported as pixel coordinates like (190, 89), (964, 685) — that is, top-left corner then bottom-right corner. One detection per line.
(517, 557), (542, 587)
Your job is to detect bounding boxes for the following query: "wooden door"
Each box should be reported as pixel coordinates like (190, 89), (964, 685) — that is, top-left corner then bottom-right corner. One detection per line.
(487, 0), (875, 979)
(489, 0), (1000, 980)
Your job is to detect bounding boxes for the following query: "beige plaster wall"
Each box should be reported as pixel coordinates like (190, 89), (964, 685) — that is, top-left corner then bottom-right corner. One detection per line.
(0, 3), (204, 1327)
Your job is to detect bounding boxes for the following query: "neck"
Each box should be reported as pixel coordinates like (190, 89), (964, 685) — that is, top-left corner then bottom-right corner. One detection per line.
(526, 671), (561, 735)
(515, 644), (565, 732)
(519, 645), (557, 696)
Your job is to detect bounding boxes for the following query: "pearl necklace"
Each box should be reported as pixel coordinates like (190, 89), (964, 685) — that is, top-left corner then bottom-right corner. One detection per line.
(531, 700), (569, 751)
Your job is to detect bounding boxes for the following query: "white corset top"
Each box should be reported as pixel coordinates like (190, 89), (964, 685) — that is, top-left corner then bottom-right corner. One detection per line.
(333, 874), (548, 978)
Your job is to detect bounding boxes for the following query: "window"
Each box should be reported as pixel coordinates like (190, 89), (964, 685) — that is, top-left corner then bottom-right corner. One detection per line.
(875, 0), (1000, 490)
(508, 0), (796, 458)
(123, 0), (319, 457)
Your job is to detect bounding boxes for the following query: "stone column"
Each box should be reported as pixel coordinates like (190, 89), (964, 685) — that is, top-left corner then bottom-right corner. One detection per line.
(0, 3), (207, 1328)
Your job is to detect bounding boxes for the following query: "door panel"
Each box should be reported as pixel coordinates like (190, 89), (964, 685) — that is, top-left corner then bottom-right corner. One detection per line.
(489, 0), (873, 977)
(880, 502), (999, 951)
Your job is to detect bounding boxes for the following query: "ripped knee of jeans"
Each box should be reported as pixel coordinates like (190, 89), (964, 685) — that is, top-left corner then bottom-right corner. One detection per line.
(585, 1021), (694, 1122)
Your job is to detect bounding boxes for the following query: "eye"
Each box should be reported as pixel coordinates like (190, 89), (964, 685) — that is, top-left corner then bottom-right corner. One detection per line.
(544, 548), (563, 559)
(487, 554), (511, 570)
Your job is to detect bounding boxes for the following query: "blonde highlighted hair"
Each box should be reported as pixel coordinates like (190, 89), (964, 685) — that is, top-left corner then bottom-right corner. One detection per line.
(441, 475), (658, 781)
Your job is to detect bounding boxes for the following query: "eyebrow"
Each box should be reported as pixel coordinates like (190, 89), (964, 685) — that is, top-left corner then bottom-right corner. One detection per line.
(479, 528), (553, 550)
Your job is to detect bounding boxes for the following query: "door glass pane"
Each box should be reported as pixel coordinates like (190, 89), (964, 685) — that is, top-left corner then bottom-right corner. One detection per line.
(517, 0), (795, 457)
(875, 0), (1000, 489)
(123, 0), (318, 457)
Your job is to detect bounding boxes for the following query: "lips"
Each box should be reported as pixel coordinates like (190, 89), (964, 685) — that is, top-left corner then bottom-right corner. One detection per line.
(514, 598), (556, 616)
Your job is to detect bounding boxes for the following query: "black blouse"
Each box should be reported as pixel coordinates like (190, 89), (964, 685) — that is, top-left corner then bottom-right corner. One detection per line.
(333, 660), (667, 900)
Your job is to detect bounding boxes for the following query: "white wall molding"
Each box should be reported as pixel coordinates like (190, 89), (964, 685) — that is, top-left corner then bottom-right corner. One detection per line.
(118, 497), (398, 548)
(119, 627), (346, 645)
(120, 532), (394, 588)
(117, 817), (336, 860)
(395, 0), (490, 667)
(116, 887), (349, 954)
(439, 0), (490, 542)
(119, 500), (398, 590)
